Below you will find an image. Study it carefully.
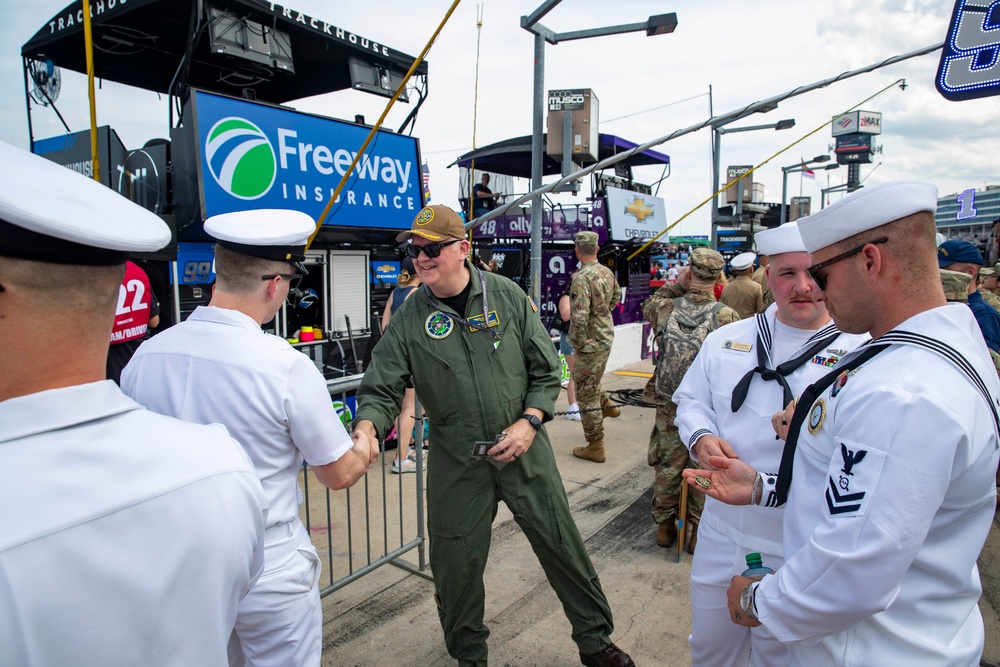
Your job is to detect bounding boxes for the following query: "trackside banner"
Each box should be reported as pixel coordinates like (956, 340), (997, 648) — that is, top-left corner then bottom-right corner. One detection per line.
(192, 90), (422, 228)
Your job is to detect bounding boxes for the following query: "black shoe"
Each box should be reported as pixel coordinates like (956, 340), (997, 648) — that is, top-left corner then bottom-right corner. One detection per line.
(580, 642), (635, 667)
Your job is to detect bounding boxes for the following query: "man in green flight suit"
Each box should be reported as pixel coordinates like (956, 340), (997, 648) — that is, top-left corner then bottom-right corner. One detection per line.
(353, 205), (634, 667)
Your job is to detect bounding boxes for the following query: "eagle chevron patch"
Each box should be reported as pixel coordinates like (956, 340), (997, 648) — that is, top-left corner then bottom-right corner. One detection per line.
(824, 441), (885, 518)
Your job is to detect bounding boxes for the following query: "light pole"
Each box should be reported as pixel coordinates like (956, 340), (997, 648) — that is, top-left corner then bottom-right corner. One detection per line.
(521, 2), (678, 303)
(711, 118), (795, 241)
(780, 156), (837, 225)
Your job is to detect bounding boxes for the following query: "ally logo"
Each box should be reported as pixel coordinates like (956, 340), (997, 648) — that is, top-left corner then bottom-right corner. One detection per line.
(205, 117), (277, 199)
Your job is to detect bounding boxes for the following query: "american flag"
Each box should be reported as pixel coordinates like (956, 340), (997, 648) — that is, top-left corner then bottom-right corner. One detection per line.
(422, 161), (431, 202)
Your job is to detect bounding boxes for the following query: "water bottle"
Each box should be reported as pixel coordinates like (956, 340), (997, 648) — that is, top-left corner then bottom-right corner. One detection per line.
(741, 552), (774, 578)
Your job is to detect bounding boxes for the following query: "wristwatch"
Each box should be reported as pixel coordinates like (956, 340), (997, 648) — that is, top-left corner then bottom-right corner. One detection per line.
(520, 413), (542, 431)
(739, 583), (759, 621)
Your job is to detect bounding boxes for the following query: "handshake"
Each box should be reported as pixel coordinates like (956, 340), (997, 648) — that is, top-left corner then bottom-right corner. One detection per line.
(351, 420), (383, 471)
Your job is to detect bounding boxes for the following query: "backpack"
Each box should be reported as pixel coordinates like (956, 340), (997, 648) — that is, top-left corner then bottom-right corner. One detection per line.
(653, 297), (726, 399)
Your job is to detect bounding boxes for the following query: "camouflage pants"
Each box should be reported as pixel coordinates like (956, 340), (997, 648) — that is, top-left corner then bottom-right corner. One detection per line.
(573, 348), (611, 442)
(648, 402), (702, 526)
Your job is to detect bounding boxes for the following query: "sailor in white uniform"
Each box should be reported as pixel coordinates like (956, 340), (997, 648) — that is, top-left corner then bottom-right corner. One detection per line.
(684, 181), (1000, 667)
(0, 141), (267, 667)
(675, 221), (869, 667)
(122, 210), (379, 667)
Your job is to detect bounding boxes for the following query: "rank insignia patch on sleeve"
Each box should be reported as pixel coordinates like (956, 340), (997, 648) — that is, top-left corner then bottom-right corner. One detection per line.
(825, 442), (884, 518)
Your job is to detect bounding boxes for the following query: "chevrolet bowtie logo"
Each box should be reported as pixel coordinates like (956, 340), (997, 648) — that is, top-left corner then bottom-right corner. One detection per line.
(625, 197), (653, 221)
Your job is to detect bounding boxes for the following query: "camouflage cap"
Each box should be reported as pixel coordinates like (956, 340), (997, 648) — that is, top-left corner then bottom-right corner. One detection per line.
(940, 268), (972, 302)
(981, 267), (997, 277)
(689, 247), (725, 280)
(575, 231), (599, 253)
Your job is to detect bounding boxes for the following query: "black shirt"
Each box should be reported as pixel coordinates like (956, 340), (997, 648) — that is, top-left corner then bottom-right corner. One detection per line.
(438, 280), (472, 317)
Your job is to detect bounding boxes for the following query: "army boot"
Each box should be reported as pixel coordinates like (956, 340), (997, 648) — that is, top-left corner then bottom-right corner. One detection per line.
(573, 439), (606, 463)
(656, 523), (677, 548)
(601, 398), (621, 418)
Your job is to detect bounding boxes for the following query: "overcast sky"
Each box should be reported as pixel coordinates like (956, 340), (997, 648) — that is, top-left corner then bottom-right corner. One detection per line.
(3, 0), (998, 238)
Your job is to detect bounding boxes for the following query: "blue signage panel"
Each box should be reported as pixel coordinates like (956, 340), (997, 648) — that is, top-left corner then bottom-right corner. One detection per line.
(192, 91), (422, 228)
(371, 260), (400, 285)
(936, 0), (1000, 101)
(174, 242), (216, 285)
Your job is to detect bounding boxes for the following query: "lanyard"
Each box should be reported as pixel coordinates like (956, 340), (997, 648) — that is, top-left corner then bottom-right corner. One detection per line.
(423, 268), (502, 341)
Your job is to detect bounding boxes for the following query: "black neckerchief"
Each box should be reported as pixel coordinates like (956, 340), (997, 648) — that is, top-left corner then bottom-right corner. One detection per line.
(423, 268), (501, 341)
(773, 343), (890, 507)
(731, 315), (842, 412)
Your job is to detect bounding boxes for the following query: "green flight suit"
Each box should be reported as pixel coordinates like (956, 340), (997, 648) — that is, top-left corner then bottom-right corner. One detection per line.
(355, 261), (614, 666)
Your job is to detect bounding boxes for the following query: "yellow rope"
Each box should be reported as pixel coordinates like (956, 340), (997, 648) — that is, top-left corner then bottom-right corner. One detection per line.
(82, 0), (100, 182)
(626, 78), (906, 261)
(306, 0), (464, 250)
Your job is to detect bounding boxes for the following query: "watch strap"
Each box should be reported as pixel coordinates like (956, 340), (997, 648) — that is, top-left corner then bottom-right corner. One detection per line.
(521, 413), (541, 430)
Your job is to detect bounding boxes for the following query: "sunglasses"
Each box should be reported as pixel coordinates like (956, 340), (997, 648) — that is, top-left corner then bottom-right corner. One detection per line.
(806, 237), (888, 290)
(262, 273), (303, 288)
(403, 239), (461, 259)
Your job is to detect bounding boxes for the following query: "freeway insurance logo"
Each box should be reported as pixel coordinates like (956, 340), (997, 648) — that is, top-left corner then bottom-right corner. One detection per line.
(205, 117), (277, 199)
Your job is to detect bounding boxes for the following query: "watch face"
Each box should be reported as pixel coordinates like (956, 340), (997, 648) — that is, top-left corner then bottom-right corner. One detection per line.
(740, 585), (754, 616)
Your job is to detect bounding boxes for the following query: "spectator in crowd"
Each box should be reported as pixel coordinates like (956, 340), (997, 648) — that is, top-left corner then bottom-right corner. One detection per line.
(381, 255), (425, 473)
(107, 259), (160, 384)
(938, 239), (1000, 351)
(472, 173), (501, 216)
(721, 252), (765, 319)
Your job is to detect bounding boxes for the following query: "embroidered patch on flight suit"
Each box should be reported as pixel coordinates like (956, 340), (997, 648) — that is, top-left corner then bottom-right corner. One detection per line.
(723, 340), (752, 352)
(528, 297), (539, 313)
(807, 398), (826, 434)
(467, 310), (500, 332)
(825, 442), (885, 517)
(425, 311), (454, 339)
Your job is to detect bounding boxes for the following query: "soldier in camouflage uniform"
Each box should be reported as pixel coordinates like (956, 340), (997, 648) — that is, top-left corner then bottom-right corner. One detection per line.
(570, 232), (623, 463)
(752, 253), (774, 309)
(641, 248), (740, 551)
(978, 267), (1000, 313)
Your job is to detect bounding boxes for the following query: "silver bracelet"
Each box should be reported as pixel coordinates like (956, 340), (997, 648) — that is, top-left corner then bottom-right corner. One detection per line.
(750, 473), (762, 506)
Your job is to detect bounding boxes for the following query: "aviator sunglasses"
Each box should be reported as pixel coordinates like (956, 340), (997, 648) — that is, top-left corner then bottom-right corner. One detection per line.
(403, 239), (461, 259)
(806, 237), (888, 290)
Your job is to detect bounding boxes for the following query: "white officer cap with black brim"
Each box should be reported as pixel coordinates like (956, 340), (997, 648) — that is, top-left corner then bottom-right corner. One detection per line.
(204, 209), (316, 275)
(755, 221), (806, 256)
(0, 141), (171, 265)
(730, 252), (757, 271)
(797, 181), (938, 253)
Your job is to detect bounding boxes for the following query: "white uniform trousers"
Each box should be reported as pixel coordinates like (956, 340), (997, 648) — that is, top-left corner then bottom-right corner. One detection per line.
(230, 520), (322, 667)
(689, 521), (788, 667)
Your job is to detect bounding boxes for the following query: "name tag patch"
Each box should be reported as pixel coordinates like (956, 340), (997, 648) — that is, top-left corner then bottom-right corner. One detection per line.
(723, 340), (752, 352)
(825, 441), (884, 518)
(467, 310), (500, 332)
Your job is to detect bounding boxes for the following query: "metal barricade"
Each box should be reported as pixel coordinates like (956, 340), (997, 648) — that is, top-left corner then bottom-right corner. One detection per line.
(301, 375), (432, 597)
